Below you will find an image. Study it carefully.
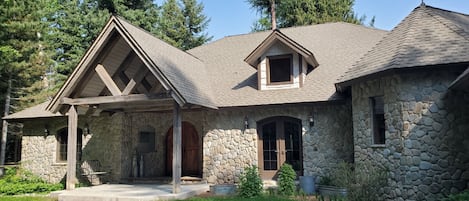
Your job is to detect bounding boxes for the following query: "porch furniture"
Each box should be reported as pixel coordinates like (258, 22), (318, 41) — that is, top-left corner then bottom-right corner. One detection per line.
(81, 160), (109, 185)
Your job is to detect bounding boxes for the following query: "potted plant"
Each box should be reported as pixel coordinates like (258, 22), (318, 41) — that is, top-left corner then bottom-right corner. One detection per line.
(317, 162), (352, 198)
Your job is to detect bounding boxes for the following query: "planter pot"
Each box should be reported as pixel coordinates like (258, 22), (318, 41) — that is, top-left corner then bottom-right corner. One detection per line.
(299, 176), (316, 195)
(210, 184), (237, 195)
(318, 185), (347, 197)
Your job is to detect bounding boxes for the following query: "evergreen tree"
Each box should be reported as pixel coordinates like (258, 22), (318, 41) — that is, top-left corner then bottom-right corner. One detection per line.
(0, 0), (51, 166)
(248, 0), (368, 31)
(157, 0), (186, 48)
(181, 0), (212, 50)
(158, 0), (212, 50)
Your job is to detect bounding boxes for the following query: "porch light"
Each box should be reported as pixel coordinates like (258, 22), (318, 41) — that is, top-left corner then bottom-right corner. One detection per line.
(244, 116), (249, 130)
(44, 125), (50, 137)
(309, 113), (314, 127)
(84, 123), (90, 135)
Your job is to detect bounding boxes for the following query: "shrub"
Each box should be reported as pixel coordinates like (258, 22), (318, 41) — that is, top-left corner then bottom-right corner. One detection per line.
(443, 190), (469, 201)
(238, 165), (263, 198)
(0, 167), (64, 195)
(278, 163), (296, 196)
(319, 162), (387, 201)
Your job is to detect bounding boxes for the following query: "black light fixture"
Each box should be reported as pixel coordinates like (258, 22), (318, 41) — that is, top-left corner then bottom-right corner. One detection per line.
(244, 116), (249, 130)
(44, 124), (50, 137)
(84, 123), (90, 135)
(309, 113), (314, 127)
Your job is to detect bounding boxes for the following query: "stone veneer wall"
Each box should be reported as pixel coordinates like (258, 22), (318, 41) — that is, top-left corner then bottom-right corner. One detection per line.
(20, 113), (124, 183)
(203, 104), (353, 184)
(19, 103), (352, 185)
(352, 70), (469, 201)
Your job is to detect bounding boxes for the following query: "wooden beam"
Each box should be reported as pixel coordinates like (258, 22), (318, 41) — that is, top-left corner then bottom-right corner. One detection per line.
(122, 66), (149, 95)
(172, 101), (182, 194)
(119, 70), (148, 94)
(66, 106), (78, 190)
(62, 93), (172, 106)
(95, 64), (122, 96)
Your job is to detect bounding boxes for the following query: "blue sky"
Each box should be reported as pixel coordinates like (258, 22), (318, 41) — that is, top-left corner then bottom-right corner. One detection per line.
(194, 0), (469, 41)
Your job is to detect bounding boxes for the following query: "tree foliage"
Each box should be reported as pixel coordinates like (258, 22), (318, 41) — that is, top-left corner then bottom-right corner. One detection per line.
(248, 0), (368, 31)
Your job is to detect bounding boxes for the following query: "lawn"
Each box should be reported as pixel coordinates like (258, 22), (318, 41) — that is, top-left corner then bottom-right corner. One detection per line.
(0, 196), (57, 201)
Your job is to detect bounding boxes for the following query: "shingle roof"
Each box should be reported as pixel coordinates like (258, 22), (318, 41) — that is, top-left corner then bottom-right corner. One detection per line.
(3, 101), (63, 120)
(115, 17), (217, 109)
(337, 4), (469, 88)
(188, 23), (386, 107)
(47, 16), (217, 113)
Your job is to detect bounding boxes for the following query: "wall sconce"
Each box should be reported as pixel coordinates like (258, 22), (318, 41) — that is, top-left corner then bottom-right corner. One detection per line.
(309, 113), (314, 127)
(84, 123), (90, 135)
(244, 116), (249, 130)
(44, 125), (50, 137)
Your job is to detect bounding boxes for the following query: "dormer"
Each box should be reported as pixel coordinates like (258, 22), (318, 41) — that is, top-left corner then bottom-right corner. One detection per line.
(245, 30), (319, 90)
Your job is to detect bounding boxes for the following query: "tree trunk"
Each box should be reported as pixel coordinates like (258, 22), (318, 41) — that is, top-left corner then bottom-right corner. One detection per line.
(0, 78), (12, 176)
(270, 0), (277, 30)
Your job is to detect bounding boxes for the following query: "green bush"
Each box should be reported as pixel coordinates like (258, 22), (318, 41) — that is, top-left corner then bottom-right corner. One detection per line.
(319, 162), (387, 201)
(0, 167), (64, 195)
(443, 190), (469, 201)
(238, 165), (263, 198)
(278, 163), (296, 196)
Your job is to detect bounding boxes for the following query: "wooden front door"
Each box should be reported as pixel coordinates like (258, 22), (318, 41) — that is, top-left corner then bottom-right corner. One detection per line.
(166, 122), (201, 177)
(258, 117), (302, 179)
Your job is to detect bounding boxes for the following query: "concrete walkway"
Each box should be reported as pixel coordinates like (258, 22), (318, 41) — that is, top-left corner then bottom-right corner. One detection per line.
(52, 183), (210, 201)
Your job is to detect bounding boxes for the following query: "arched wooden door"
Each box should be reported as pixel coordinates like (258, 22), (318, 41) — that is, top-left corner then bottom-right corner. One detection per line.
(166, 122), (201, 177)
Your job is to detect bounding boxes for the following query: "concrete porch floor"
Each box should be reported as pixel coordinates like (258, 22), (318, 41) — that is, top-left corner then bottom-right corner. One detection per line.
(52, 183), (210, 201)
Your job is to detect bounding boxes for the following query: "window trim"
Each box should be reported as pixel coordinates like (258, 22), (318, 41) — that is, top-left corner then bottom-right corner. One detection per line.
(266, 54), (294, 85)
(370, 96), (385, 145)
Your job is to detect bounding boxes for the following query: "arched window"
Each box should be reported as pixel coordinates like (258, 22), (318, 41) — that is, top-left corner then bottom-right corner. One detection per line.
(56, 128), (83, 162)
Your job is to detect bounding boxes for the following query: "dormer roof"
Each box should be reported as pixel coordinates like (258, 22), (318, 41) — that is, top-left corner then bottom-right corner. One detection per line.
(244, 29), (319, 68)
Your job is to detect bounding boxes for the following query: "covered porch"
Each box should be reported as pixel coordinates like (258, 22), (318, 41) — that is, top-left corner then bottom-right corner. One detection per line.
(45, 16), (216, 193)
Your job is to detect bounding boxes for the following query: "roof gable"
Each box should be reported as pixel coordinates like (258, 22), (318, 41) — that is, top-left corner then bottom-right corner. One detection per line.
(47, 16), (216, 114)
(244, 29), (319, 68)
(337, 4), (469, 88)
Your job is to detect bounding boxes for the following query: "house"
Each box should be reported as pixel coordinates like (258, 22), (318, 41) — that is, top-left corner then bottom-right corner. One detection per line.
(2, 3), (468, 200)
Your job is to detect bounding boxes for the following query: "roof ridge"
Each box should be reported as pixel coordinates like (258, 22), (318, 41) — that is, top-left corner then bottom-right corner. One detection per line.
(113, 16), (205, 63)
(423, 6), (469, 42)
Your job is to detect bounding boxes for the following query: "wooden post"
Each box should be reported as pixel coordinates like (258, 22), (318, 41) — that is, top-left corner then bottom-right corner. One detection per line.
(172, 101), (182, 194)
(66, 106), (78, 190)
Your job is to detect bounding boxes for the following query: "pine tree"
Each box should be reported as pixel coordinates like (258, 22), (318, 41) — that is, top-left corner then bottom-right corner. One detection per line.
(248, 0), (368, 31)
(158, 0), (186, 48)
(0, 0), (50, 166)
(181, 0), (212, 50)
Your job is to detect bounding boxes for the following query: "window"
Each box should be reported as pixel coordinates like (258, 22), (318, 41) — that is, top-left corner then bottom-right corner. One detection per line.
(137, 126), (155, 153)
(267, 54), (293, 84)
(56, 128), (82, 162)
(371, 96), (385, 145)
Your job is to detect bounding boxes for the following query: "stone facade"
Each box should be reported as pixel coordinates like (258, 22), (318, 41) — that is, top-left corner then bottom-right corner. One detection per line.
(18, 103), (353, 185)
(21, 114), (124, 183)
(352, 69), (469, 201)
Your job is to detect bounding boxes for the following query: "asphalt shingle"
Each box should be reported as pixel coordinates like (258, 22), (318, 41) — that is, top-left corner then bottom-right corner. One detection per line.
(337, 5), (469, 88)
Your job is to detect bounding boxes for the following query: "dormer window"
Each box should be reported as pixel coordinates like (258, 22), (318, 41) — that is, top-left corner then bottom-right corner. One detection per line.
(268, 54), (293, 84)
(244, 29), (319, 91)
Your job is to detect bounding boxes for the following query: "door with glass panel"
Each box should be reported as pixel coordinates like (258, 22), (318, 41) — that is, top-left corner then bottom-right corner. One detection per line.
(258, 117), (302, 179)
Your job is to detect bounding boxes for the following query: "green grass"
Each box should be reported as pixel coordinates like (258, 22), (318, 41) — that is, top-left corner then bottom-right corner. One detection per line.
(0, 196), (57, 201)
(182, 196), (296, 201)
